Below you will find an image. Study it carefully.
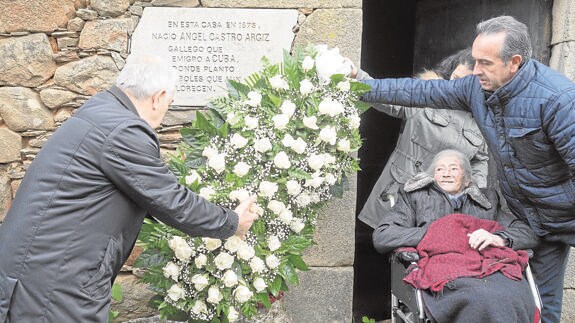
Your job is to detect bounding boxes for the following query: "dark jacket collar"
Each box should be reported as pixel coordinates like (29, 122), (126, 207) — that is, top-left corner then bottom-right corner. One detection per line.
(404, 172), (492, 209)
(485, 59), (536, 106)
(107, 85), (141, 117)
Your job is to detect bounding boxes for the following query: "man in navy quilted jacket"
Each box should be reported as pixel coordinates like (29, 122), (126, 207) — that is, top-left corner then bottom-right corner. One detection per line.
(357, 15), (574, 323)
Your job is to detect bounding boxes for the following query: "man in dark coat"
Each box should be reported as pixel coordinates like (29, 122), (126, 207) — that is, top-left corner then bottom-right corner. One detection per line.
(0, 55), (258, 322)
(356, 15), (574, 323)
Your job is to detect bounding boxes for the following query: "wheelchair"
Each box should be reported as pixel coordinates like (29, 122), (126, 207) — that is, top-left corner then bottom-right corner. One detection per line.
(390, 249), (542, 323)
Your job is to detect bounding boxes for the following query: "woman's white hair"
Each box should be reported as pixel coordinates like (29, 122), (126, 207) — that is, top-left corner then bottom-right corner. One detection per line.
(426, 149), (473, 184)
(115, 54), (177, 99)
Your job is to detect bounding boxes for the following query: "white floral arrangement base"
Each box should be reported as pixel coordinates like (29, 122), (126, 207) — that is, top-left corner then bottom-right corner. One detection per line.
(135, 45), (371, 323)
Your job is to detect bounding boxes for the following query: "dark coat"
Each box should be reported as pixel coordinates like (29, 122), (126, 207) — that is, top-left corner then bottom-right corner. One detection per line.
(363, 59), (575, 245)
(0, 86), (238, 322)
(372, 172), (539, 255)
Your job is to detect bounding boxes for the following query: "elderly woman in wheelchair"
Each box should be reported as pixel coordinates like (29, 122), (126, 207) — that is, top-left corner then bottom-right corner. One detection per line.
(373, 149), (541, 323)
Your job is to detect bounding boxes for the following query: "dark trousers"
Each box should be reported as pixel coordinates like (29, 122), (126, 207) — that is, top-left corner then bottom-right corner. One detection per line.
(530, 240), (571, 323)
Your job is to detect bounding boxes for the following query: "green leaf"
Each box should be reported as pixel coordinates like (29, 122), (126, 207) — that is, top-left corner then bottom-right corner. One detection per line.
(227, 79), (250, 97)
(133, 248), (170, 269)
(287, 169), (312, 180)
(111, 282), (123, 301)
(255, 292), (271, 309)
(330, 73), (346, 84)
(279, 262), (299, 285)
(270, 275), (283, 297)
(108, 310), (119, 322)
(288, 254), (309, 271)
(355, 100), (372, 115)
(267, 93), (282, 107)
(350, 80), (372, 94)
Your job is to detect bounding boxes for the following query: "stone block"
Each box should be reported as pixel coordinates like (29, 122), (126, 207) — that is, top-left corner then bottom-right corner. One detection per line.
(303, 174), (356, 267)
(91, 0), (131, 17)
(562, 289), (575, 323)
(39, 88), (80, 109)
(68, 17), (86, 32)
(79, 18), (134, 52)
(0, 172), (10, 222)
(565, 248), (575, 289)
(294, 9), (363, 66)
(550, 41), (575, 81)
(282, 266), (353, 322)
(552, 0), (575, 44)
(0, 87), (55, 131)
(0, 34), (57, 87)
(161, 108), (197, 127)
(0, 0), (76, 33)
(150, 0), (200, 7)
(57, 37), (79, 49)
(0, 129), (22, 163)
(201, 0), (361, 8)
(111, 274), (158, 322)
(54, 55), (120, 95)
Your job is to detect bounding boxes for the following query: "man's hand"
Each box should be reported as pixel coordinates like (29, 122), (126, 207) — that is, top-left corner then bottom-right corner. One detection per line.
(344, 57), (358, 79)
(467, 229), (506, 251)
(233, 195), (259, 239)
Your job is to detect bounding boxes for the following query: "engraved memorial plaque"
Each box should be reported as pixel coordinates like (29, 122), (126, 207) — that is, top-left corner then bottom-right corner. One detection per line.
(131, 8), (298, 106)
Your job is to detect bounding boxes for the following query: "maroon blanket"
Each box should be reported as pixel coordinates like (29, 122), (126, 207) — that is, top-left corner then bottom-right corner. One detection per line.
(403, 213), (529, 292)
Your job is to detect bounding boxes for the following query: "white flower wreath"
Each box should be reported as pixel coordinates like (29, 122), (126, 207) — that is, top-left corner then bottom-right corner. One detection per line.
(135, 45), (371, 322)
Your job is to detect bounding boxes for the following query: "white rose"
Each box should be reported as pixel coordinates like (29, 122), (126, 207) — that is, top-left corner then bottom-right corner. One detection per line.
(234, 285), (254, 303)
(269, 74), (289, 90)
(207, 286), (223, 305)
(267, 235), (281, 252)
(254, 137), (272, 153)
(229, 188), (251, 202)
(323, 153), (336, 165)
(265, 255), (280, 269)
(302, 56), (314, 71)
(325, 173), (337, 185)
(302, 116), (319, 130)
(299, 79), (314, 95)
(167, 284), (186, 302)
(305, 175), (324, 188)
(290, 217), (306, 233)
(228, 307), (240, 322)
(244, 115), (259, 129)
(233, 161), (251, 177)
(267, 200), (286, 215)
(226, 112), (240, 126)
(272, 114), (290, 130)
(295, 192), (312, 207)
(249, 256), (266, 273)
(198, 184), (215, 198)
(203, 237), (222, 251)
(246, 91), (262, 107)
(337, 138), (351, 152)
(230, 133), (248, 149)
(319, 126), (337, 145)
(223, 270), (238, 287)
(307, 154), (325, 171)
(290, 138), (307, 154)
(273, 151), (291, 169)
(207, 153), (226, 173)
(314, 45), (352, 83)
(336, 80), (351, 92)
(237, 242), (255, 260)
(194, 254), (207, 268)
(191, 299), (208, 315)
(202, 146), (218, 159)
(278, 208), (293, 224)
(286, 180), (302, 196)
(253, 277), (267, 292)
(163, 262), (180, 281)
(280, 100), (296, 117)
(259, 181), (278, 198)
(191, 274), (209, 291)
(318, 98), (345, 117)
(348, 113), (361, 129)
(310, 192), (321, 203)
(224, 235), (243, 253)
(185, 170), (202, 186)
(168, 236), (193, 261)
(281, 134), (294, 148)
(214, 252), (234, 270)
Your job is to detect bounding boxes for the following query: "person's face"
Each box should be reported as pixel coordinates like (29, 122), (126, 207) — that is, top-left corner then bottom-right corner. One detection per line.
(150, 90), (174, 128)
(433, 155), (468, 195)
(471, 32), (521, 91)
(450, 64), (473, 80)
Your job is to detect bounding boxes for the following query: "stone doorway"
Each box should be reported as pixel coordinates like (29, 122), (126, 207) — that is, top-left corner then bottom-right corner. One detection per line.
(355, 0), (552, 321)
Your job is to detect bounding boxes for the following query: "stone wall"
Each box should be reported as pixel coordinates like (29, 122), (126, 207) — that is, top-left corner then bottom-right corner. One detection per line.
(0, 0), (361, 322)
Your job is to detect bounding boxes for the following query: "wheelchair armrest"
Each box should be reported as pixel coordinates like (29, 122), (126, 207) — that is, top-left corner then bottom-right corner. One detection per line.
(392, 249), (420, 265)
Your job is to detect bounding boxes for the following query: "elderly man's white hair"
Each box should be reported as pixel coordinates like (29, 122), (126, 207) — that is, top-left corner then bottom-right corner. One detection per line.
(115, 54), (177, 100)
